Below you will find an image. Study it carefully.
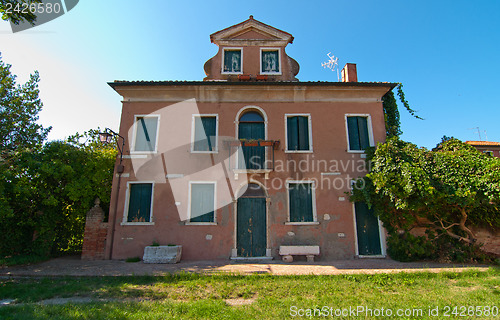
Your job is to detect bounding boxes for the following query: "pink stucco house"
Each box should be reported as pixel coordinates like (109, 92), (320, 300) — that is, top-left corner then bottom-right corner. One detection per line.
(87, 16), (398, 261)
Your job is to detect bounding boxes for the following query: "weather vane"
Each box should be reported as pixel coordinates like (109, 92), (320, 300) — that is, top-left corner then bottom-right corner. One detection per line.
(322, 52), (340, 81)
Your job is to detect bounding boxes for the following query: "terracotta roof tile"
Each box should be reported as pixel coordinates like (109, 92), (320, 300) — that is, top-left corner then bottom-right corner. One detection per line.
(465, 141), (500, 147)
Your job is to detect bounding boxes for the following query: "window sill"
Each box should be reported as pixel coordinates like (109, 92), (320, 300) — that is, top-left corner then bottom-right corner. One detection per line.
(121, 222), (155, 226)
(185, 222), (217, 226)
(260, 72), (282, 75)
(285, 222), (320, 226)
(233, 169), (272, 174)
(130, 151), (158, 155)
(221, 72), (243, 75)
(190, 150), (218, 154)
(284, 150), (313, 154)
(347, 150), (366, 153)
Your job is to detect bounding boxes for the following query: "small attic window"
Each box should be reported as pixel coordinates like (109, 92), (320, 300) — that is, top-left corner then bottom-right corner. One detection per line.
(222, 48), (242, 74)
(261, 48), (281, 75)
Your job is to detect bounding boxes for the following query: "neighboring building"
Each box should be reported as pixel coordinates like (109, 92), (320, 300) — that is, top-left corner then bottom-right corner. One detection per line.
(100, 16), (396, 261)
(465, 141), (500, 158)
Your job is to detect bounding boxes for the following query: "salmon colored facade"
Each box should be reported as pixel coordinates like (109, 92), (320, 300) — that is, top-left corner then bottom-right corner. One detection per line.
(465, 141), (500, 158)
(103, 17), (396, 261)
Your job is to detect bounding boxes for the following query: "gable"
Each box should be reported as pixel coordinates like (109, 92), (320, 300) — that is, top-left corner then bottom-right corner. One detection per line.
(210, 16), (293, 45)
(230, 28), (277, 40)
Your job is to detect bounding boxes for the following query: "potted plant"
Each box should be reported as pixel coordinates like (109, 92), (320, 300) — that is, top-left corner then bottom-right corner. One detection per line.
(244, 140), (258, 147)
(259, 140), (273, 147)
(256, 75), (268, 81)
(143, 242), (182, 264)
(238, 74), (251, 81)
(273, 140), (281, 150)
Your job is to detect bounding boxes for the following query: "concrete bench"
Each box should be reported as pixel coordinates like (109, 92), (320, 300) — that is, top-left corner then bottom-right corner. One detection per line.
(279, 245), (320, 262)
(143, 245), (182, 264)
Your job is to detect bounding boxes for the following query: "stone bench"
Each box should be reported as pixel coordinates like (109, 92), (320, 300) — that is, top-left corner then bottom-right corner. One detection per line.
(279, 245), (320, 262)
(143, 245), (182, 264)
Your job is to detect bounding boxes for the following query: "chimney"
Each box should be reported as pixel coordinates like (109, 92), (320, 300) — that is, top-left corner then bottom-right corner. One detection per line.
(341, 63), (357, 82)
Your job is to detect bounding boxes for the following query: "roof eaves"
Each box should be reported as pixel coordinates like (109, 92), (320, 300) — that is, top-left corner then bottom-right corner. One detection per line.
(108, 80), (398, 90)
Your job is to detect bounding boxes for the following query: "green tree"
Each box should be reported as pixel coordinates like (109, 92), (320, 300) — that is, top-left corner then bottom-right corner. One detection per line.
(351, 137), (500, 262)
(0, 0), (42, 25)
(0, 131), (116, 256)
(0, 53), (51, 256)
(0, 54), (116, 258)
(0, 53), (51, 157)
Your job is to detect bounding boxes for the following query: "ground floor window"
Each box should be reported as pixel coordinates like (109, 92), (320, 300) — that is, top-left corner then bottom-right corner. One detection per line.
(287, 181), (316, 222)
(189, 182), (216, 223)
(126, 183), (153, 223)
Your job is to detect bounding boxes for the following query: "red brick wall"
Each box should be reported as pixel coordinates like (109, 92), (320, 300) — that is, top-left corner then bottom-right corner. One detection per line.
(81, 201), (108, 260)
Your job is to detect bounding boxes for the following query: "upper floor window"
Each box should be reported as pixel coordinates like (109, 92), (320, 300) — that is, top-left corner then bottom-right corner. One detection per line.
(133, 115), (159, 152)
(286, 114), (312, 152)
(191, 115), (218, 153)
(346, 115), (373, 151)
(222, 48), (242, 74)
(261, 48), (281, 74)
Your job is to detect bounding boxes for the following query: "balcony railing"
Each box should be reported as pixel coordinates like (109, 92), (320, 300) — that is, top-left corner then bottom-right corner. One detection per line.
(226, 140), (279, 171)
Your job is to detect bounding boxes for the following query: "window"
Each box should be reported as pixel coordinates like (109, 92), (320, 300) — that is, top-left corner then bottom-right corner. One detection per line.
(286, 114), (312, 152)
(192, 115), (218, 152)
(133, 116), (159, 152)
(483, 150), (494, 157)
(125, 183), (153, 223)
(189, 182), (216, 224)
(222, 48), (242, 74)
(261, 48), (280, 74)
(287, 182), (316, 223)
(346, 115), (372, 151)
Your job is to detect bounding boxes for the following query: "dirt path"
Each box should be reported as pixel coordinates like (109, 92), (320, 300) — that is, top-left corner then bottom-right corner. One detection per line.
(0, 256), (491, 277)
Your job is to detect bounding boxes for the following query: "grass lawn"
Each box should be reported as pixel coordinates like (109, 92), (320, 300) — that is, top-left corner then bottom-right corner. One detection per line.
(0, 268), (498, 319)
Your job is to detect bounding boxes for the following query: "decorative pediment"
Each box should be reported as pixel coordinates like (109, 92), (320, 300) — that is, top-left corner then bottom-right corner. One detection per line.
(210, 15), (293, 46)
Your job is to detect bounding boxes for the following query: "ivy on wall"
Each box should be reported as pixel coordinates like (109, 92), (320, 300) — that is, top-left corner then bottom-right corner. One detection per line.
(382, 83), (422, 138)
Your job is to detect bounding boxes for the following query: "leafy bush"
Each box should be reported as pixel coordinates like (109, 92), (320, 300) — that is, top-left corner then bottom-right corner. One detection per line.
(387, 233), (437, 262)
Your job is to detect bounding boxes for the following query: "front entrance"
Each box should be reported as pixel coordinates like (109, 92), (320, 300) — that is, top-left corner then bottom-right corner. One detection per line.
(354, 202), (382, 256)
(236, 184), (267, 257)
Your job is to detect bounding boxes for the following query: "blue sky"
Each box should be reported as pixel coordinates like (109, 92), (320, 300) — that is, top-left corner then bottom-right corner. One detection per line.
(1, 0), (499, 148)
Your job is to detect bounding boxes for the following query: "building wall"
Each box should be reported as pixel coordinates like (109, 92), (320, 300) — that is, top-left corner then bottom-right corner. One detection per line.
(472, 146), (500, 158)
(105, 86), (389, 261)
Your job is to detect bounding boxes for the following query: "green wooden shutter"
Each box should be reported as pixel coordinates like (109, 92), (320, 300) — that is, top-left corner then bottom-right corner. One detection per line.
(134, 117), (158, 152)
(194, 117), (216, 151)
(297, 116), (310, 150)
(190, 184), (215, 223)
(347, 116), (360, 150)
(239, 122), (265, 169)
(203, 117), (216, 151)
(289, 183), (313, 222)
(287, 117), (299, 150)
(357, 117), (370, 150)
(127, 183), (152, 222)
